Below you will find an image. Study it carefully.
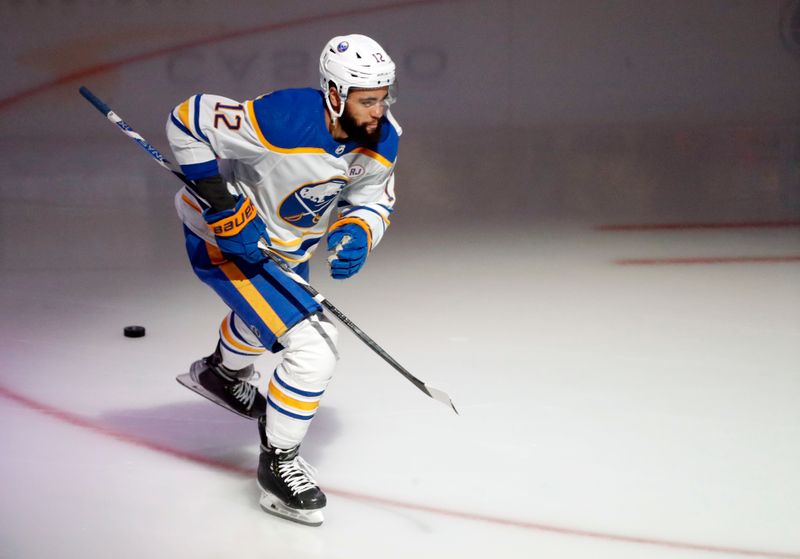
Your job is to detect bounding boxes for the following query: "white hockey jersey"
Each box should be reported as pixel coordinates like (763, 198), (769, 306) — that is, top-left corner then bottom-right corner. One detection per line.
(166, 88), (399, 265)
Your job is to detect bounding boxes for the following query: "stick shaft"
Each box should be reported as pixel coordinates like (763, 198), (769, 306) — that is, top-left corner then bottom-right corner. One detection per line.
(263, 253), (430, 395)
(79, 86), (193, 188)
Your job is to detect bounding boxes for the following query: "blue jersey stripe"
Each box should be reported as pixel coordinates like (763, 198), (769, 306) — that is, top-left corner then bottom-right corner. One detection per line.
(228, 313), (261, 349)
(267, 396), (315, 420)
(194, 94), (210, 143)
(220, 339), (258, 356)
(274, 370), (325, 397)
(170, 112), (201, 142)
(181, 159), (219, 181)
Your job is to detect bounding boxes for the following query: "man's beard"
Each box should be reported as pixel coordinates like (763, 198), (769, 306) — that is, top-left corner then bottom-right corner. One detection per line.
(339, 110), (382, 146)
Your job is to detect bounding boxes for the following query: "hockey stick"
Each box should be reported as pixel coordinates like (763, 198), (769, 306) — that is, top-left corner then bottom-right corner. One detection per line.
(79, 86), (458, 415)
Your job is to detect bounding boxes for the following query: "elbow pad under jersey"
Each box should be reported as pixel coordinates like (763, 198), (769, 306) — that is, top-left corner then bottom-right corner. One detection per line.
(193, 175), (237, 213)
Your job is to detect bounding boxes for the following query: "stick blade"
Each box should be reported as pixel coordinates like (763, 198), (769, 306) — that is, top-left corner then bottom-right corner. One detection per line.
(425, 385), (459, 415)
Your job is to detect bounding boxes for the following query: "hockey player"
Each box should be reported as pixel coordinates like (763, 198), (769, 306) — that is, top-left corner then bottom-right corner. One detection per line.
(166, 34), (400, 526)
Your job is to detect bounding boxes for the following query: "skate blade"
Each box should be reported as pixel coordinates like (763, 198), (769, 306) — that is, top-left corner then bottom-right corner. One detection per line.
(176, 371), (257, 421)
(258, 489), (324, 527)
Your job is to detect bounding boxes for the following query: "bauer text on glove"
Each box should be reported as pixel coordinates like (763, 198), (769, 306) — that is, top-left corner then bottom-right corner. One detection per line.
(204, 195), (270, 263)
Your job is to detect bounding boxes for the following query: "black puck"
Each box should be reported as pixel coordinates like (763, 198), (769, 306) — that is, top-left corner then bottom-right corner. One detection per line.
(123, 325), (146, 338)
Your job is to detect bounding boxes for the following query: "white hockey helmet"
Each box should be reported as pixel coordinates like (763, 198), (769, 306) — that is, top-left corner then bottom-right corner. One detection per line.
(319, 34), (396, 120)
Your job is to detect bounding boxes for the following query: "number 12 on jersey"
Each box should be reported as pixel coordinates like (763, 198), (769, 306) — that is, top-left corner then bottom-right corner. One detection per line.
(214, 102), (244, 130)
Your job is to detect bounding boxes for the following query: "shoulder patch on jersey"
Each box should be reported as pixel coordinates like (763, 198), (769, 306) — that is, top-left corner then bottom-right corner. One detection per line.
(250, 89), (338, 155)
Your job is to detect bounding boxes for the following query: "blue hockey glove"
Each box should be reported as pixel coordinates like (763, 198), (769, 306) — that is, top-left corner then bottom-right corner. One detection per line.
(204, 195), (269, 264)
(326, 220), (371, 279)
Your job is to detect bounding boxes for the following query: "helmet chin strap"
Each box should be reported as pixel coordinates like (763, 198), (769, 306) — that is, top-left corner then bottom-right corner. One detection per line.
(324, 88), (346, 127)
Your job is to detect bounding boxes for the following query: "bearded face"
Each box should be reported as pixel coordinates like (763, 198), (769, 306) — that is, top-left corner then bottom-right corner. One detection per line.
(338, 106), (383, 146)
(336, 86), (390, 146)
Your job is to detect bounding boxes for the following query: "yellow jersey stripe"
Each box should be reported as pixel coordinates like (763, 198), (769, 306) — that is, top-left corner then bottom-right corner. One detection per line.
(268, 381), (320, 412)
(177, 99), (191, 130)
(270, 236), (303, 248)
(181, 193), (202, 213)
(220, 317), (265, 354)
(216, 261), (288, 337)
(204, 242), (227, 266)
(246, 100), (326, 155)
(353, 146), (393, 168)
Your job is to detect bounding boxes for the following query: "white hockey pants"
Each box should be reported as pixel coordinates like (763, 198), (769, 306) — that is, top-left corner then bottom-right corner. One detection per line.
(219, 311), (339, 448)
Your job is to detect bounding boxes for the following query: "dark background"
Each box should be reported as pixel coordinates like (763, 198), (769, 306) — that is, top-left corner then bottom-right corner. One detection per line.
(1, 0), (798, 237)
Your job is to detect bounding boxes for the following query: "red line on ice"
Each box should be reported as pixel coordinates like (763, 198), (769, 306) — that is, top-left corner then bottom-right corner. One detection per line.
(1, 383), (798, 559)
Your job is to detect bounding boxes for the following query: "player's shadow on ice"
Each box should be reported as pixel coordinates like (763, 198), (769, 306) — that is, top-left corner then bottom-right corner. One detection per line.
(99, 400), (342, 472)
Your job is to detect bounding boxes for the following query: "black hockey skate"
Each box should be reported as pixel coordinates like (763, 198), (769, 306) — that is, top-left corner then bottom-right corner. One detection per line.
(176, 344), (266, 420)
(257, 419), (326, 526)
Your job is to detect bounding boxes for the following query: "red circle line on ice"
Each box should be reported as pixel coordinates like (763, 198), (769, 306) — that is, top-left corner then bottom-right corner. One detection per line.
(0, 383), (798, 559)
(0, 0), (448, 112)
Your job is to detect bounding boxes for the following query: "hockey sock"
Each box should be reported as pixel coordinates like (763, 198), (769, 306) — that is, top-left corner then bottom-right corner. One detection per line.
(265, 315), (338, 448)
(218, 312), (265, 371)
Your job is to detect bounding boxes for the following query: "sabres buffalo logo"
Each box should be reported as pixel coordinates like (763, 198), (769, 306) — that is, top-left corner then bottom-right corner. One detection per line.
(279, 177), (348, 228)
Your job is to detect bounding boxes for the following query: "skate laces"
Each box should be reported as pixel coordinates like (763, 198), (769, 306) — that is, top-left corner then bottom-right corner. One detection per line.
(277, 455), (318, 495)
(231, 381), (258, 409)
